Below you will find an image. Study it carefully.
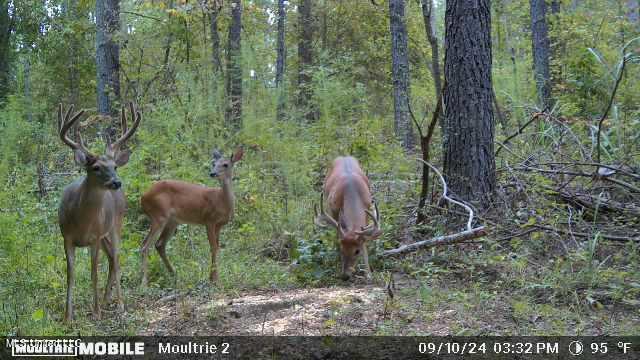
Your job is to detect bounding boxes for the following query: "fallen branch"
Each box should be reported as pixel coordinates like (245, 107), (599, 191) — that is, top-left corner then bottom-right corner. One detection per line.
(382, 227), (487, 256)
(513, 166), (640, 193)
(533, 224), (639, 242)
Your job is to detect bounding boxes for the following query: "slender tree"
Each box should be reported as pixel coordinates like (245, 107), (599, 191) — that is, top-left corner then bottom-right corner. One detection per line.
(225, 0), (242, 131)
(66, 0), (80, 105)
(297, 0), (316, 121)
(530, 0), (553, 109)
(275, 0), (286, 120)
(443, 0), (496, 208)
(0, 0), (12, 105)
(96, 0), (121, 118)
(210, 2), (222, 73)
(420, 0), (443, 130)
(389, 0), (413, 151)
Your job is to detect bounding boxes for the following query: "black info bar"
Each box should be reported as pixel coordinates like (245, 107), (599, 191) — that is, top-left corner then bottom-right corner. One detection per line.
(1, 336), (638, 359)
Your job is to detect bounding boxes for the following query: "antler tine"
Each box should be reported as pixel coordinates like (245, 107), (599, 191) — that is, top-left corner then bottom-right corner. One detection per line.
(58, 104), (87, 151)
(314, 192), (342, 234)
(111, 102), (141, 151)
(73, 122), (92, 155)
(356, 202), (381, 236)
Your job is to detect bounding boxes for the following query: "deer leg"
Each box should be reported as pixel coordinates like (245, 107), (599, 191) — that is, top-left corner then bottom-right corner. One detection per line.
(102, 236), (124, 313)
(63, 243), (76, 323)
(156, 221), (177, 275)
(90, 243), (101, 321)
(361, 244), (372, 280)
(206, 224), (221, 282)
(102, 239), (115, 303)
(141, 219), (167, 287)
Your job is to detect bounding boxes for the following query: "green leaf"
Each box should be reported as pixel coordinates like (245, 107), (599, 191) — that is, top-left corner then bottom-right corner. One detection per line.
(31, 308), (44, 321)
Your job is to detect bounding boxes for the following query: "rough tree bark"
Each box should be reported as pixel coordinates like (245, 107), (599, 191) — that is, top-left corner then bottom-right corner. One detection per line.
(275, 0), (286, 121)
(530, 0), (553, 109)
(443, 0), (496, 208)
(210, 4), (222, 73)
(225, 0), (242, 131)
(0, 0), (12, 105)
(96, 0), (121, 118)
(297, 0), (316, 122)
(389, 0), (414, 151)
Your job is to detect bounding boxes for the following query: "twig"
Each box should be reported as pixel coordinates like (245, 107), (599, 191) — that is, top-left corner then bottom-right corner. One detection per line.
(531, 161), (640, 181)
(121, 11), (164, 22)
(495, 110), (547, 156)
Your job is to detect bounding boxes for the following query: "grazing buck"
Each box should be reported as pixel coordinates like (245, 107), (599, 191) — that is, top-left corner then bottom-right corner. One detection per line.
(315, 156), (382, 280)
(58, 103), (141, 322)
(140, 147), (244, 286)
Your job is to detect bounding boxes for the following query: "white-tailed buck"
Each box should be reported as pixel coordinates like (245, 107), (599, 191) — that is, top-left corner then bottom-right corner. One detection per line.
(140, 147), (244, 286)
(58, 103), (141, 322)
(315, 156), (382, 280)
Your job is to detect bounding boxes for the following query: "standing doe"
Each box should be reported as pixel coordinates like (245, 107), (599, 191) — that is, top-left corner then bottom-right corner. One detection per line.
(58, 103), (141, 322)
(315, 156), (382, 280)
(140, 147), (244, 286)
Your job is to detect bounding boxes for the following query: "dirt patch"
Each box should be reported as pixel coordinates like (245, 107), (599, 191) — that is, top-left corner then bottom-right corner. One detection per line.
(141, 285), (388, 335)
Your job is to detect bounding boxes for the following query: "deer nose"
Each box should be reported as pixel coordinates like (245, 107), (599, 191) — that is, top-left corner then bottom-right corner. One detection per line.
(111, 180), (122, 189)
(210, 172), (218, 178)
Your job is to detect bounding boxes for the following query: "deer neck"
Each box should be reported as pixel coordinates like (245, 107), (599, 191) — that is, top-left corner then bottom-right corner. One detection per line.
(218, 175), (235, 215)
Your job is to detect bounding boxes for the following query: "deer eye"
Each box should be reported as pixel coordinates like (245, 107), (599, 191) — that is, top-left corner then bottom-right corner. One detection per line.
(355, 249), (360, 255)
(223, 163), (229, 168)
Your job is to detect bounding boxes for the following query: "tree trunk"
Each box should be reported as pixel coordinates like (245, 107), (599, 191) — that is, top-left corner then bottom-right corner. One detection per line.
(389, 0), (413, 151)
(66, 0), (80, 105)
(297, 0), (316, 122)
(275, 0), (286, 121)
(225, 0), (242, 131)
(96, 0), (121, 118)
(23, 59), (32, 122)
(443, 0), (496, 208)
(530, 0), (553, 110)
(0, 0), (12, 105)
(210, 5), (222, 73)
(420, 0), (443, 133)
(627, 0), (639, 24)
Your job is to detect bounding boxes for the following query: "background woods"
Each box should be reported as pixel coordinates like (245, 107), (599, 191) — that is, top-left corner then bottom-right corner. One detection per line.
(0, 0), (639, 335)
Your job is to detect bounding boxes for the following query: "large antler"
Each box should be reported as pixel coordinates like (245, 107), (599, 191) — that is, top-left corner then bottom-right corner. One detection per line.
(314, 192), (344, 237)
(108, 102), (142, 154)
(355, 201), (381, 236)
(58, 104), (93, 155)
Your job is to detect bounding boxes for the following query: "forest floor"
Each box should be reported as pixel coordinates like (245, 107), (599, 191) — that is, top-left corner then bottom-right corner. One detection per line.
(131, 270), (640, 336)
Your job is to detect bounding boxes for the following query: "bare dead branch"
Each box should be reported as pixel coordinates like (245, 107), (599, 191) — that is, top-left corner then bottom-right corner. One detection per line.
(382, 227), (487, 256)
(417, 159), (475, 231)
(512, 166), (640, 193)
(533, 224), (639, 242)
(495, 111), (547, 156)
(596, 54), (630, 163)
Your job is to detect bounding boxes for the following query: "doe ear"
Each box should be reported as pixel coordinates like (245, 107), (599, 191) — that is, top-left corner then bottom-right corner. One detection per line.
(231, 147), (244, 163)
(115, 149), (131, 167)
(74, 149), (95, 166)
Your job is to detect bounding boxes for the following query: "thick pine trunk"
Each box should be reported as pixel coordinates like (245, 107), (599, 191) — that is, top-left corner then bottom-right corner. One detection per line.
(0, 0), (11, 105)
(530, 0), (553, 109)
(225, 0), (243, 131)
(96, 0), (121, 118)
(275, 0), (286, 120)
(389, 0), (414, 151)
(443, 0), (496, 208)
(297, 0), (316, 122)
